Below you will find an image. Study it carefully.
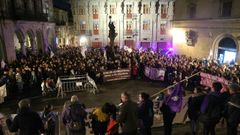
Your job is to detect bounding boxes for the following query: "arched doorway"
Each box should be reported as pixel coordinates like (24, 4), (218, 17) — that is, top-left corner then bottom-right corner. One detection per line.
(36, 30), (44, 53)
(26, 30), (36, 54)
(13, 30), (25, 57)
(47, 29), (55, 49)
(0, 36), (5, 60)
(217, 37), (237, 64)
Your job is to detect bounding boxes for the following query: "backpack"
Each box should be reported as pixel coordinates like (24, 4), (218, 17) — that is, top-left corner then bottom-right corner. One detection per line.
(68, 104), (85, 131)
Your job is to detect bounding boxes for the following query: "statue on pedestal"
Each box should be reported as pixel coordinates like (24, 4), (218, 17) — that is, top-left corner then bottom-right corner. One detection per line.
(108, 16), (117, 47)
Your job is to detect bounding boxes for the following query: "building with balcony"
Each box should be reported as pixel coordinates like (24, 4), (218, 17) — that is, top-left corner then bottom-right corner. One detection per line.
(0, 0), (56, 62)
(70, 0), (174, 50)
(53, 0), (75, 46)
(172, 0), (240, 63)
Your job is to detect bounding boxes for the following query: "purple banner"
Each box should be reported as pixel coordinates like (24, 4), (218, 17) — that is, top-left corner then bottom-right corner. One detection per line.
(144, 66), (165, 81)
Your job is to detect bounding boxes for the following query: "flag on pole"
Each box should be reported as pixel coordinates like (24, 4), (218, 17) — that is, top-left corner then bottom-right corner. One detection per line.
(165, 83), (183, 112)
(1, 59), (6, 69)
(50, 51), (55, 58)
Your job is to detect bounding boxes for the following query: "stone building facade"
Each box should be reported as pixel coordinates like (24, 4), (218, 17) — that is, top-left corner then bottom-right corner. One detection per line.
(172, 0), (240, 63)
(53, 0), (75, 47)
(0, 0), (56, 62)
(70, 0), (174, 50)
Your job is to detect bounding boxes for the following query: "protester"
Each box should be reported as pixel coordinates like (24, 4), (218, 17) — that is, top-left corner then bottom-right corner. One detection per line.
(62, 95), (87, 135)
(138, 92), (154, 135)
(118, 92), (139, 135)
(90, 105), (109, 135)
(226, 83), (240, 135)
(187, 87), (206, 135)
(6, 99), (44, 135)
(160, 83), (183, 135)
(199, 82), (225, 135)
(0, 113), (4, 135)
(41, 104), (57, 135)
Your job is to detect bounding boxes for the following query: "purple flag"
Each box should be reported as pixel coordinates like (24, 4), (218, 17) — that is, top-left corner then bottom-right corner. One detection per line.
(165, 83), (183, 112)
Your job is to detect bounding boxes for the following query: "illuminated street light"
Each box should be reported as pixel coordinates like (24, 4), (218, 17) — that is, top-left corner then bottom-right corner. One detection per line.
(170, 28), (186, 44)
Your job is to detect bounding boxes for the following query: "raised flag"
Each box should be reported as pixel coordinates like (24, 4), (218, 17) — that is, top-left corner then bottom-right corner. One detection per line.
(1, 59), (6, 69)
(165, 83), (183, 112)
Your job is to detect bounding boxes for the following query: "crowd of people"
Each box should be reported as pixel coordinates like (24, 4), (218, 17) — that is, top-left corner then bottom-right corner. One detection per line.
(1, 46), (240, 99)
(1, 46), (240, 135)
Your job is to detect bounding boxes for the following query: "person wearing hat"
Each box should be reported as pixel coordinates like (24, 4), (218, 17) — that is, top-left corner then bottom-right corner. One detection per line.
(226, 83), (240, 135)
(6, 99), (44, 135)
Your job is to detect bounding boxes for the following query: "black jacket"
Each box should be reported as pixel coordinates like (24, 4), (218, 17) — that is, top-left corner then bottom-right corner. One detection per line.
(118, 100), (139, 133)
(187, 94), (205, 120)
(227, 93), (240, 126)
(138, 99), (154, 127)
(6, 108), (44, 135)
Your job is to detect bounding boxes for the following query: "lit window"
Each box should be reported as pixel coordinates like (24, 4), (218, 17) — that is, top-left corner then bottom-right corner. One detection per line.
(143, 20), (150, 31)
(126, 5), (132, 18)
(79, 6), (85, 15)
(143, 4), (150, 14)
(161, 4), (168, 19)
(110, 5), (116, 14)
(93, 22), (99, 35)
(92, 5), (98, 19)
(126, 21), (132, 34)
(80, 21), (86, 34)
(160, 23), (166, 35)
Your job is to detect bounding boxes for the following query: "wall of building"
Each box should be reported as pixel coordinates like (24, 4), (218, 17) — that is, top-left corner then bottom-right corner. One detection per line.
(70, 0), (174, 49)
(172, 0), (240, 63)
(0, 0), (56, 62)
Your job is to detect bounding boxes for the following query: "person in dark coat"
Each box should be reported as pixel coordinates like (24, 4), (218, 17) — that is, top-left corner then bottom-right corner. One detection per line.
(226, 83), (240, 135)
(62, 95), (87, 135)
(160, 89), (176, 135)
(118, 92), (139, 135)
(41, 104), (57, 135)
(187, 87), (205, 135)
(138, 92), (154, 135)
(200, 82), (225, 135)
(6, 99), (44, 135)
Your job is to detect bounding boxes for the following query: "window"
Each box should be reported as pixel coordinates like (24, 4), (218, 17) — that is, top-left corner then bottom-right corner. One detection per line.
(143, 4), (150, 14)
(187, 3), (196, 18)
(93, 22), (99, 35)
(160, 23), (166, 35)
(161, 4), (168, 19)
(143, 20), (150, 31)
(80, 21), (86, 34)
(126, 4), (132, 18)
(110, 5), (116, 14)
(92, 5), (98, 19)
(79, 6), (85, 15)
(126, 21), (133, 34)
(43, 0), (49, 14)
(221, 0), (232, 17)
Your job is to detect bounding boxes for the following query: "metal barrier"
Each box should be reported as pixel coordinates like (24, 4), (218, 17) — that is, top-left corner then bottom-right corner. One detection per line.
(58, 74), (98, 98)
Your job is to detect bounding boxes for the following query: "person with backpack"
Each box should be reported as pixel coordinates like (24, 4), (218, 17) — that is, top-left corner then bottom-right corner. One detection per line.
(138, 92), (154, 135)
(226, 83), (240, 135)
(62, 95), (87, 135)
(41, 104), (56, 135)
(199, 82), (225, 135)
